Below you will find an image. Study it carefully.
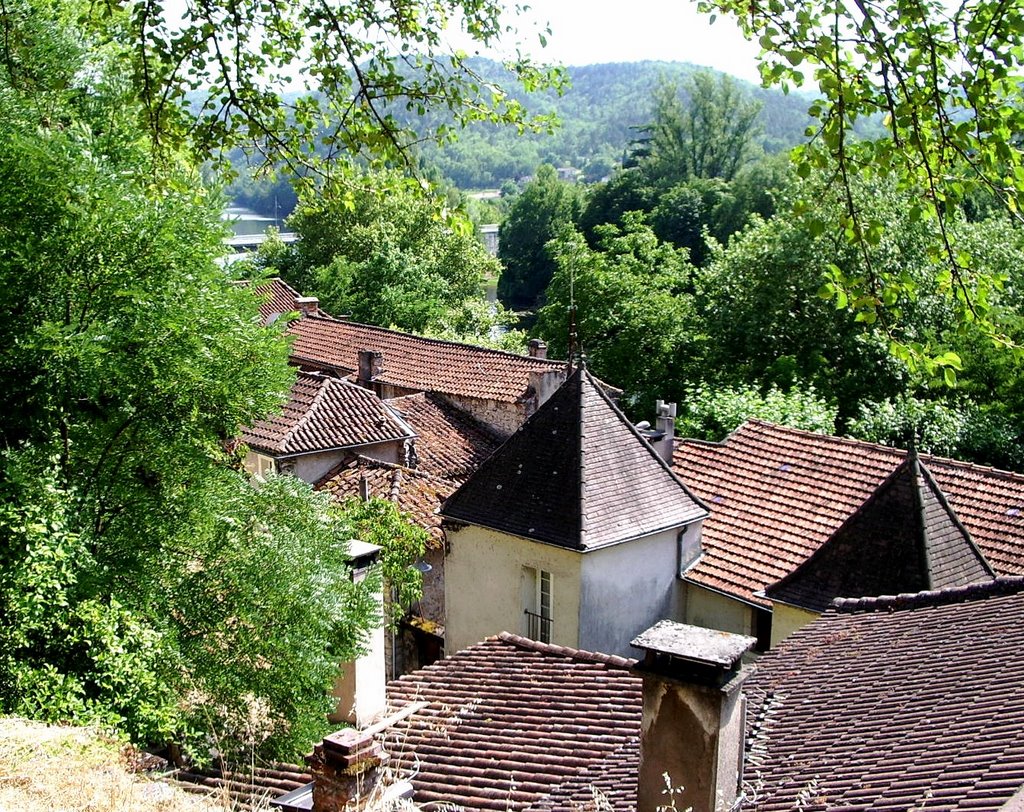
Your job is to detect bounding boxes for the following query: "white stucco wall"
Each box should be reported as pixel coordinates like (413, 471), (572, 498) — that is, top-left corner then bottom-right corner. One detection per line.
(445, 524), (582, 654)
(279, 439), (405, 485)
(578, 528), (683, 658)
(681, 581), (756, 638)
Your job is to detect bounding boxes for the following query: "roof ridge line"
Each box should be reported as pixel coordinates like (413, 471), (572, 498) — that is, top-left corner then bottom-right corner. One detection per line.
(495, 631), (636, 669)
(300, 314), (567, 366)
(746, 419), (1024, 482)
(831, 575), (1024, 614)
(281, 371), (332, 453)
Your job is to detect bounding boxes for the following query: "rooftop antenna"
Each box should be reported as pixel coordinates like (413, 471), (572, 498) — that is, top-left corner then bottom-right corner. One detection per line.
(566, 256), (578, 376)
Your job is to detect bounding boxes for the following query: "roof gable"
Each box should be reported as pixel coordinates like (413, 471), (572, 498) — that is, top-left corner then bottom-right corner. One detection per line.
(673, 420), (1024, 605)
(241, 372), (414, 456)
(442, 367), (707, 551)
(386, 392), (501, 481)
(287, 315), (565, 403)
(746, 577), (1024, 811)
(766, 456), (994, 611)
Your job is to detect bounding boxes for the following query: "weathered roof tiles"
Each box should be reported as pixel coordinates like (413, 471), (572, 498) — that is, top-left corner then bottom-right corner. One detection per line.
(288, 314), (565, 403)
(674, 420), (1024, 606)
(442, 366), (707, 551)
(241, 371), (414, 457)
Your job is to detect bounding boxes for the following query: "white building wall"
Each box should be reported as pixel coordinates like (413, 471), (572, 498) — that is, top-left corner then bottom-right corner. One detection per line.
(578, 528), (682, 658)
(279, 439), (406, 485)
(445, 524), (582, 654)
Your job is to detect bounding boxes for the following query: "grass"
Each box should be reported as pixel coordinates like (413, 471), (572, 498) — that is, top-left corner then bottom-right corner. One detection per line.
(0, 717), (228, 812)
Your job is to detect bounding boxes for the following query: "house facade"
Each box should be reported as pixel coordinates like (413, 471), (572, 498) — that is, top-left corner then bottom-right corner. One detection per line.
(442, 366), (707, 657)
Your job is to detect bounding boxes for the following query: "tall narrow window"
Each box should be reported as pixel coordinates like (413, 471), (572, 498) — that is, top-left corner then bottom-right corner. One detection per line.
(522, 566), (553, 644)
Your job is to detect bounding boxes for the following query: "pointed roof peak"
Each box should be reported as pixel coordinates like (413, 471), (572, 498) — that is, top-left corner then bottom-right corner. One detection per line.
(767, 457), (995, 612)
(441, 369), (706, 551)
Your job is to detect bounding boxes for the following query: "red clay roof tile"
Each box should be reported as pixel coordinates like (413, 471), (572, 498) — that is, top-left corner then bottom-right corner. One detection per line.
(674, 421), (1024, 605)
(288, 315), (565, 403)
(241, 372), (414, 456)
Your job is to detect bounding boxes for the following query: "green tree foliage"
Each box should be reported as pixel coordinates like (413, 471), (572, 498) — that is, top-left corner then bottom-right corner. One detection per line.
(847, 396), (1024, 471)
(536, 216), (699, 410)
(85, 0), (562, 178)
(0, 0), (378, 760)
(497, 164), (584, 309)
(630, 73), (762, 185)
(675, 383), (838, 441)
(338, 498), (429, 625)
(279, 171), (498, 333)
(699, 0), (1024, 349)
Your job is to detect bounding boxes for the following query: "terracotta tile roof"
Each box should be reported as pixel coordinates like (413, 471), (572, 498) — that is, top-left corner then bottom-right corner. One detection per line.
(232, 277), (308, 325)
(746, 577), (1024, 812)
(241, 372), (414, 457)
(287, 315), (565, 403)
(442, 367), (708, 551)
(673, 420), (1024, 606)
(382, 632), (641, 812)
(387, 392), (502, 481)
(317, 455), (457, 543)
(766, 457), (995, 612)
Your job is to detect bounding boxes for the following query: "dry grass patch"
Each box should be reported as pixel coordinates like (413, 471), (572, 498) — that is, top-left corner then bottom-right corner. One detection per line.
(0, 717), (227, 812)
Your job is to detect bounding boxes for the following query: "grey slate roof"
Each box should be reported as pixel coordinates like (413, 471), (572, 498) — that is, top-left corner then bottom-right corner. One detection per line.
(240, 371), (414, 457)
(440, 366), (707, 551)
(746, 577), (1024, 812)
(766, 455), (995, 612)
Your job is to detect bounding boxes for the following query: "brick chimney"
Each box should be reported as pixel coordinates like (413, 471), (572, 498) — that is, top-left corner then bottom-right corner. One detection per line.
(306, 728), (386, 812)
(631, 621), (755, 812)
(527, 338), (548, 359)
(356, 350), (383, 390)
(295, 296), (320, 318)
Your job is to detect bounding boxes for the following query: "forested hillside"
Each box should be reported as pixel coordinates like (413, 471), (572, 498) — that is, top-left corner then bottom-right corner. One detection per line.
(228, 59), (822, 213)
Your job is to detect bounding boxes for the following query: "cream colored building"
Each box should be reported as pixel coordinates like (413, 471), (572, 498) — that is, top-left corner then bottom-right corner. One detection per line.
(443, 367), (707, 658)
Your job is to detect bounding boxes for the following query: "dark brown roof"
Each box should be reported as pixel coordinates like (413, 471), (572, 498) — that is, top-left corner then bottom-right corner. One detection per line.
(316, 456), (456, 543)
(442, 367), (707, 551)
(746, 577), (1024, 811)
(387, 392), (502, 481)
(241, 372), (414, 457)
(766, 456), (995, 612)
(383, 632), (641, 812)
(674, 420), (1024, 606)
(288, 315), (565, 403)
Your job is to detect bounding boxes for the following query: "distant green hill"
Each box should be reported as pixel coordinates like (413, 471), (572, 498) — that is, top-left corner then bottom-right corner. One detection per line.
(226, 59), (824, 212)
(406, 59), (817, 188)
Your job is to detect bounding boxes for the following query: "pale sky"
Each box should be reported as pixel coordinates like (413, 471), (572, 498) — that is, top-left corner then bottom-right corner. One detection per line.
(450, 0), (764, 84)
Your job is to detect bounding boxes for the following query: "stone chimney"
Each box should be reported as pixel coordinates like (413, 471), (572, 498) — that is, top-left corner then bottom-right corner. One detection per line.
(527, 338), (548, 359)
(295, 296), (320, 318)
(631, 621), (756, 812)
(356, 350), (383, 390)
(652, 400), (677, 462)
(525, 368), (566, 414)
(306, 728), (386, 812)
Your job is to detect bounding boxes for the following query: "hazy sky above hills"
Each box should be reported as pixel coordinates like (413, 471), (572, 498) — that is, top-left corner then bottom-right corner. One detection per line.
(457, 0), (764, 83)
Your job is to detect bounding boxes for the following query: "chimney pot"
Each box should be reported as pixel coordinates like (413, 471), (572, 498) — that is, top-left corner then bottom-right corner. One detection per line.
(528, 338), (548, 359)
(295, 296), (319, 318)
(307, 729), (387, 811)
(652, 400), (677, 462)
